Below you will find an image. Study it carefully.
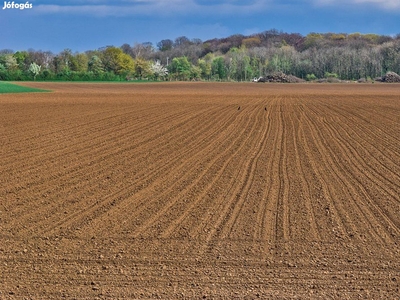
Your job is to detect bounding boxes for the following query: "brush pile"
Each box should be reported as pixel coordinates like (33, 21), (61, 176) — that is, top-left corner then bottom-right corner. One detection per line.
(375, 71), (400, 83)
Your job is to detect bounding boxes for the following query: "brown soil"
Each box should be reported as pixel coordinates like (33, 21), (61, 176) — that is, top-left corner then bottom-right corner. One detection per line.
(1, 82), (399, 299)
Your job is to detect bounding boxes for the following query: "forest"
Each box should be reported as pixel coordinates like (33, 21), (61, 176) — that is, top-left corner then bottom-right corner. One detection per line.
(1, 29), (400, 82)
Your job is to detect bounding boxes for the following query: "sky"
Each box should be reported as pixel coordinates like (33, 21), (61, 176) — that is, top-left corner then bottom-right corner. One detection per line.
(1, 0), (400, 53)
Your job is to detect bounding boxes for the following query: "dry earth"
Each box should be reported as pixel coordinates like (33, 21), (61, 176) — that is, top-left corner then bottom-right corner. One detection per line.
(1, 82), (399, 299)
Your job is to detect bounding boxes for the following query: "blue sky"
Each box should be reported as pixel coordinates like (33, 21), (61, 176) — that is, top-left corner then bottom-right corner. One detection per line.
(1, 0), (400, 53)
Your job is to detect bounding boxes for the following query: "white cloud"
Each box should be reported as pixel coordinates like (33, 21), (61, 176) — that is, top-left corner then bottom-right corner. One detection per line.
(353, 0), (400, 9)
(34, 1), (187, 16)
(34, 5), (122, 16)
(33, 0), (272, 17)
(314, 0), (400, 10)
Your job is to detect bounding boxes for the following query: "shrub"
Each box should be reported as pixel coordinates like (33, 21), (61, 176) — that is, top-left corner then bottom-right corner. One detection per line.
(324, 72), (338, 78)
(306, 73), (317, 81)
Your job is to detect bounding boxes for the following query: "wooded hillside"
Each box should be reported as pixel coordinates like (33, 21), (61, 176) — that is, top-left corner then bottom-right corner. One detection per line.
(1, 29), (399, 82)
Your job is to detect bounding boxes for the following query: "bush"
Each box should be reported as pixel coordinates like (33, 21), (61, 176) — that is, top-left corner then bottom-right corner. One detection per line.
(38, 69), (56, 81)
(0, 69), (29, 80)
(306, 73), (317, 81)
(325, 72), (339, 78)
(324, 72), (338, 78)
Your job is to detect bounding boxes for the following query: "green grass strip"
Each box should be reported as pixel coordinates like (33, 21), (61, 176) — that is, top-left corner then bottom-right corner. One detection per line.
(0, 81), (50, 94)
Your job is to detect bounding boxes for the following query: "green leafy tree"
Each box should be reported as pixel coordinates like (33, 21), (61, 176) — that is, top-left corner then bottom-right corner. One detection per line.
(88, 55), (104, 75)
(118, 52), (135, 75)
(226, 47), (252, 81)
(134, 58), (152, 79)
(59, 49), (73, 72)
(0, 63), (7, 80)
(70, 53), (88, 72)
(211, 56), (226, 80)
(190, 65), (201, 80)
(169, 56), (191, 80)
(198, 58), (212, 80)
(101, 47), (134, 75)
(13, 51), (28, 70)
(3, 54), (18, 71)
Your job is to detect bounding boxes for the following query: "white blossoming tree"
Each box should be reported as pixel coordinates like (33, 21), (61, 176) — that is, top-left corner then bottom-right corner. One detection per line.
(151, 60), (168, 80)
(29, 62), (41, 81)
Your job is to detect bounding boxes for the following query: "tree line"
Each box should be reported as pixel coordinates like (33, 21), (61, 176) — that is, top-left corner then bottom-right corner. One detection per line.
(1, 29), (400, 82)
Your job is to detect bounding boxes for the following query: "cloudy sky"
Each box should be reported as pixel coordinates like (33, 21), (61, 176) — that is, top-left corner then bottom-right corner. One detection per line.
(1, 0), (399, 53)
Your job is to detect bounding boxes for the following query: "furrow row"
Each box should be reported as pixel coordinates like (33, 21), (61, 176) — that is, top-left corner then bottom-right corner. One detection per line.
(310, 102), (400, 233)
(42, 103), (247, 239)
(303, 102), (397, 251)
(1, 104), (233, 236)
(0, 103), (201, 186)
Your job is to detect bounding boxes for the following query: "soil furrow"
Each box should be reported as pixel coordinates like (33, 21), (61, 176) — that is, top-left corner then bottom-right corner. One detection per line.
(1, 104), (230, 236)
(126, 108), (254, 238)
(255, 97), (284, 256)
(195, 103), (273, 253)
(286, 97), (321, 241)
(0, 104), (207, 190)
(158, 102), (271, 240)
(1, 82), (399, 299)
(298, 106), (355, 242)
(216, 103), (271, 240)
(319, 101), (400, 192)
(320, 119), (400, 241)
(304, 104), (397, 248)
(318, 115), (400, 235)
(25, 105), (237, 237)
(274, 104), (291, 244)
(70, 104), (252, 239)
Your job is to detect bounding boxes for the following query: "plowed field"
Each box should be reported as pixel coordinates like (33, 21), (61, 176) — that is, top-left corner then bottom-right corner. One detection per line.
(1, 82), (399, 299)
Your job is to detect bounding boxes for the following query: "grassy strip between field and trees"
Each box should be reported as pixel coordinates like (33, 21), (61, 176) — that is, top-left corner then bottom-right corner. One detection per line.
(0, 81), (50, 94)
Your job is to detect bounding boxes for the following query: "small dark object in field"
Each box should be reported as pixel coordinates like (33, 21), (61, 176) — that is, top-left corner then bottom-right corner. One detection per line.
(264, 107), (267, 111)
(238, 106), (240, 110)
